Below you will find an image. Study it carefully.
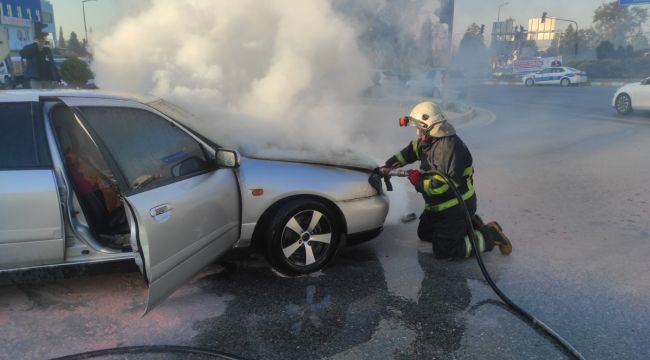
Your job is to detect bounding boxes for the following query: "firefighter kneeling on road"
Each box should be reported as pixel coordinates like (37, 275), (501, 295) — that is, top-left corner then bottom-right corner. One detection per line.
(380, 101), (512, 259)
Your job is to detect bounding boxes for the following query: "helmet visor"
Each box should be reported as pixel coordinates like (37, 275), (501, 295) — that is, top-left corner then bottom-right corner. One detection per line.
(401, 115), (445, 131)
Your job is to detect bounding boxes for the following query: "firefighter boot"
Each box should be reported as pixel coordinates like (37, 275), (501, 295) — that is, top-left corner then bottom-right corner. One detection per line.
(485, 221), (512, 255)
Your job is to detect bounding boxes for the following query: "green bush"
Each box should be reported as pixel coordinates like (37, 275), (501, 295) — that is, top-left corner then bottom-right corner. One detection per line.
(567, 57), (650, 79)
(60, 57), (94, 87)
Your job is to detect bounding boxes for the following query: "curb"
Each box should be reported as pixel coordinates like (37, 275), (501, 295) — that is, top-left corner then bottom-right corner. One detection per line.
(588, 81), (626, 87)
(483, 80), (627, 87)
(447, 107), (476, 125)
(482, 80), (522, 86)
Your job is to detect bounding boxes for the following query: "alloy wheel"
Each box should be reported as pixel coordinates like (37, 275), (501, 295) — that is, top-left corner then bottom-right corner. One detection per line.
(281, 210), (332, 267)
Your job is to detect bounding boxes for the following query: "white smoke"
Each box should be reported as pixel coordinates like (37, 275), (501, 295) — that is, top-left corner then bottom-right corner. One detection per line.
(94, 0), (374, 163)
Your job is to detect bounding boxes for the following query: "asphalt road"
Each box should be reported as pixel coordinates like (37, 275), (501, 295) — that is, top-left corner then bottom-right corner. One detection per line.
(1, 85), (649, 360)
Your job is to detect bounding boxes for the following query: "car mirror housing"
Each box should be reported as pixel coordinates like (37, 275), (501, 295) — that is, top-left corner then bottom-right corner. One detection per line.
(215, 149), (240, 168)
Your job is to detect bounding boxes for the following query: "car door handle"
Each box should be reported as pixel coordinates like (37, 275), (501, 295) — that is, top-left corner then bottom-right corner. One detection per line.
(150, 204), (173, 223)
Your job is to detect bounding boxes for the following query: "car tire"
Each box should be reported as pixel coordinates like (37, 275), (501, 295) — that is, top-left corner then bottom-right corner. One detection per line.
(525, 78), (534, 86)
(561, 78), (571, 87)
(615, 93), (633, 115)
(264, 199), (341, 275)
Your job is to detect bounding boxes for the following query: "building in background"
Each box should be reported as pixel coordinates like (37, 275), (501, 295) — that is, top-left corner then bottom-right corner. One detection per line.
(0, 0), (56, 51)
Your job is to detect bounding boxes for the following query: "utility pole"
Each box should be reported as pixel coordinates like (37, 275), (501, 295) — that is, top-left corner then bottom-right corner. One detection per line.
(82, 0), (97, 46)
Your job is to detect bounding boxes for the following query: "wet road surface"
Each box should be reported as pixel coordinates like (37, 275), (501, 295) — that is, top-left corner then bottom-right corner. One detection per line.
(2, 85), (649, 359)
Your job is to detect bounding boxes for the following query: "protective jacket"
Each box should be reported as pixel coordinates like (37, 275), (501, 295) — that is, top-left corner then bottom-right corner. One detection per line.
(386, 134), (475, 213)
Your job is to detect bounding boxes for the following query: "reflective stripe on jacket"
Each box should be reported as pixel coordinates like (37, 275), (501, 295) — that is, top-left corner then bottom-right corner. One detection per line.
(386, 135), (475, 212)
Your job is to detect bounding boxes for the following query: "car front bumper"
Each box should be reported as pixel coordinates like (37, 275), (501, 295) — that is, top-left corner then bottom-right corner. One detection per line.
(337, 194), (389, 235)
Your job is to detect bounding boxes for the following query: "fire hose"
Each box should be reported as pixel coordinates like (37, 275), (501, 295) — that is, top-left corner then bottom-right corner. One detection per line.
(372, 168), (585, 360)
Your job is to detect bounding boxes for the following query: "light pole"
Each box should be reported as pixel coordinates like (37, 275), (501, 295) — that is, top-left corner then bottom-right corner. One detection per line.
(497, 2), (509, 24)
(495, 2), (508, 42)
(82, 0), (97, 46)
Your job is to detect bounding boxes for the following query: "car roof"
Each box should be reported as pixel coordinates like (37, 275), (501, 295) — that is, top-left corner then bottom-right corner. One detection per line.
(0, 89), (158, 104)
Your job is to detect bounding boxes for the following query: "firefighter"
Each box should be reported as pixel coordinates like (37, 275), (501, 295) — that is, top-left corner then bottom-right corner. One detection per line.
(380, 101), (512, 259)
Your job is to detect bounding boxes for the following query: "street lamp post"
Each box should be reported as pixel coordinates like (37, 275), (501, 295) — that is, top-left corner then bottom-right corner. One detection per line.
(497, 2), (509, 24)
(495, 2), (509, 42)
(82, 0), (97, 46)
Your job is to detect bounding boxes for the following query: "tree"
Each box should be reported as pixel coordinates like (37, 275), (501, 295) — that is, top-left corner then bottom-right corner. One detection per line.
(560, 24), (579, 56)
(596, 40), (616, 60)
(630, 32), (649, 51)
(457, 23), (489, 76)
(67, 32), (85, 56)
(459, 23), (485, 51)
(58, 27), (65, 48)
(60, 57), (93, 87)
(593, 1), (648, 46)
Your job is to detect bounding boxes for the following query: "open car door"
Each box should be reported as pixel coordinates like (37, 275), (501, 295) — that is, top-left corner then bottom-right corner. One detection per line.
(55, 97), (241, 313)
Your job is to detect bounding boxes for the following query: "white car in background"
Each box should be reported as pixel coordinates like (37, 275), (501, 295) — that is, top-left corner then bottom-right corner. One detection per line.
(405, 68), (446, 98)
(612, 77), (650, 115)
(523, 67), (588, 87)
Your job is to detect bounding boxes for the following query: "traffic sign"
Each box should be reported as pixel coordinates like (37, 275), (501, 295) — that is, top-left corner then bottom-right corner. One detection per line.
(619, 0), (650, 5)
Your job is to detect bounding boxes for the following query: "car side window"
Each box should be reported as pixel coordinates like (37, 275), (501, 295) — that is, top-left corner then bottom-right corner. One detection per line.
(0, 102), (42, 169)
(79, 107), (210, 192)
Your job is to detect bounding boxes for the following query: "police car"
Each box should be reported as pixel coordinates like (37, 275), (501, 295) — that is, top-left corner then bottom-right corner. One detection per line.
(523, 67), (588, 87)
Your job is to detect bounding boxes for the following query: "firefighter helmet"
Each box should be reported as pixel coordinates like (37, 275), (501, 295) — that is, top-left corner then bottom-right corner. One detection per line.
(404, 101), (455, 138)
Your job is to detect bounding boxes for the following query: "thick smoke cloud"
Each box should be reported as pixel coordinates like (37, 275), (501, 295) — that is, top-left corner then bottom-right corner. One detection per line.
(94, 0), (443, 167)
(94, 0), (372, 160)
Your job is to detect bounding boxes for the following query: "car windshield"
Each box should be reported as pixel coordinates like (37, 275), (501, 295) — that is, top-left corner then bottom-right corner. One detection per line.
(3, 1), (649, 360)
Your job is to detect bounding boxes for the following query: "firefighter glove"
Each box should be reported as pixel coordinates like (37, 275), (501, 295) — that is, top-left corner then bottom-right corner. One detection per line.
(407, 170), (422, 185)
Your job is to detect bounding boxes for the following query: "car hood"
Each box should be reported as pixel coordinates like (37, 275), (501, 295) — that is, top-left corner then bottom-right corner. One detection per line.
(243, 147), (380, 173)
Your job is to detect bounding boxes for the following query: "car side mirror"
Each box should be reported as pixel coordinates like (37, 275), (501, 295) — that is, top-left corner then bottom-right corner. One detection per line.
(214, 148), (240, 168)
(642, 79), (649, 85)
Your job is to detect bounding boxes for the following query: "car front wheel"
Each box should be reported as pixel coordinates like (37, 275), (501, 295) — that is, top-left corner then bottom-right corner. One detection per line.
(264, 199), (341, 275)
(561, 78), (571, 87)
(525, 78), (535, 86)
(615, 93), (632, 115)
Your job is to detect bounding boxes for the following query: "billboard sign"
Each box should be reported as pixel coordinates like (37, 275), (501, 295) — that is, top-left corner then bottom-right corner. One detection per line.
(0, 28), (9, 59)
(527, 17), (556, 41)
(513, 56), (563, 74)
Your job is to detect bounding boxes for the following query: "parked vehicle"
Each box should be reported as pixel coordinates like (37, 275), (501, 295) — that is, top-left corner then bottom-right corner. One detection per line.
(405, 68), (447, 98)
(0, 90), (389, 312)
(522, 67), (588, 87)
(612, 77), (650, 115)
(0, 59), (11, 89)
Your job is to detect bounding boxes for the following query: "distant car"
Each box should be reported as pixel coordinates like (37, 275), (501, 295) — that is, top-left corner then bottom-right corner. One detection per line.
(0, 90), (388, 312)
(406, 68), (446, 97)
(0, 59), (11, 89)
(372, 69), (401, 88)
(522, 67), (588, 87)
(612, 77), (650, 115)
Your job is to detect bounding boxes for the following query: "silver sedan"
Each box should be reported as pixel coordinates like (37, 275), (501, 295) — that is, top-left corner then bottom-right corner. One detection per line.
(0, 90), (389, 312)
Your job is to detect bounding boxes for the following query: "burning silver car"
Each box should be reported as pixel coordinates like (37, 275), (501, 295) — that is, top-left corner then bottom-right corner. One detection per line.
(0, 90), (388, 312)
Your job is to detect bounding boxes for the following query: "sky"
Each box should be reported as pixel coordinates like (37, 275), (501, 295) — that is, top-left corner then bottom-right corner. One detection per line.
(453, 0), (604, 45)
(48, 0), (637, 44)
(49, 0), (116, 41)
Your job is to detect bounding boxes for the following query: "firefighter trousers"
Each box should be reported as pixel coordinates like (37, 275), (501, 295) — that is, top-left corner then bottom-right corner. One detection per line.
(417, 197), (498, 259)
